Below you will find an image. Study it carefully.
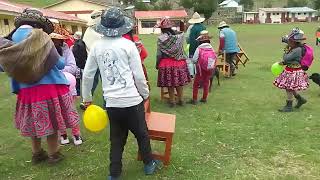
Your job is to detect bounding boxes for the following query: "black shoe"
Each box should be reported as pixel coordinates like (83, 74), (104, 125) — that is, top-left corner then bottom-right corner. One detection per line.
(200, 99), (207, 103)
(278, 100), (293, 112)
(168, 102), (175, 108)
(177, 100), (184, 106)
(79, 103), (86, 110)
(294, 95), (307, 108)
(187, 99), (197, 105)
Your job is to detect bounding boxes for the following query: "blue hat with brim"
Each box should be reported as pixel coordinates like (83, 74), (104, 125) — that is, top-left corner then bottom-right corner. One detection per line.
(94, 7), (133, 37)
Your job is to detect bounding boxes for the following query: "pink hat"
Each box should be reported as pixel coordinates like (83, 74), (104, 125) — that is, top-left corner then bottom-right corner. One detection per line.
(154, 17), (173, 29)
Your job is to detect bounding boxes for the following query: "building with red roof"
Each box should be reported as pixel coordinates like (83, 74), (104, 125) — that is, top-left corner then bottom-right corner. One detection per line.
(135, 10), (188, 34)
(0, 0), (87, 36)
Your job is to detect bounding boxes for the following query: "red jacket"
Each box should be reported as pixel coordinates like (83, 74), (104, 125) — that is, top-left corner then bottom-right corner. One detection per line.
(122, 34), (148, 62)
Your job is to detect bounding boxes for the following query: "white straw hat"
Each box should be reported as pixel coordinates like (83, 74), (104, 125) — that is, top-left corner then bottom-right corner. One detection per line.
(188, 12), (205, 24)
(218, 21), (228, 29)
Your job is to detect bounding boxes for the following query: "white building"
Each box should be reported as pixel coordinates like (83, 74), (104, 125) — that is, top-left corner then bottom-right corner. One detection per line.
(286, 7), (317, 22)
(243, 12), (259, 23)
(135, 10), (187, 34)
(259, 8), (287, 24)
(219, 0), (243, 12)
(258, 7), (318, 24)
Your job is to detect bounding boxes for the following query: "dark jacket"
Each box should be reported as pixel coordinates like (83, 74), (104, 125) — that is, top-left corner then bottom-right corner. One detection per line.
(72, 39), (87, 69)
(188, 23), (206, 57)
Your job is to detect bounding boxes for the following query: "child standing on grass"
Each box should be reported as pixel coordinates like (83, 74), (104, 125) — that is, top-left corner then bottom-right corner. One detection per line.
(274, 28), (309, 112)
(0, 8), (79, 164)
(189, 31), (217, 105)
(50, 30), (83, 146)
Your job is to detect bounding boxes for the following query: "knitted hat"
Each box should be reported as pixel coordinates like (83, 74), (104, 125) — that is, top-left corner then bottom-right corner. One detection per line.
(14, 8), (54, 34)
(94, 7), (133, 37)
(288, 28), (306, 42)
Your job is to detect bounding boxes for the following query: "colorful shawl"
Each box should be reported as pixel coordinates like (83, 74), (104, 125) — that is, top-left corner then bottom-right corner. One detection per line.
(158, 32), (186, 60)
(0, 29), (60, 83)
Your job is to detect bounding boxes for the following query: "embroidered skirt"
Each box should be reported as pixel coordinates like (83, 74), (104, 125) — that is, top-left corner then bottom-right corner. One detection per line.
(157, 58), (191, 87)
(273, 67), (309, 91)
(15, 84), (79, 138)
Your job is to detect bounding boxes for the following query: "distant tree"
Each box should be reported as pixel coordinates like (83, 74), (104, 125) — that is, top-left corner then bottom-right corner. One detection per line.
(181, 0), (217, 19)
(180, 0), (193, 9)
(158, 0), (172, 10)
(134, 0), (149, 10)
(240, 0), (254, 11)
(119, 0), (135, 5)
(287, 0), (308, 7)
(314, 0), (320, 10)
(265, 2), (272, 8)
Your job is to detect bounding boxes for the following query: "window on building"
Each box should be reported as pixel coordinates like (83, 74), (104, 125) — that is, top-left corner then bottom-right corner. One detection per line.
(273, 13), (275, 15)
(298, 13), (301, 15)
(141, 20), (157, 28)
(4, 19), (9, 26)
(71, 25), (78, 33)
(276, 13), (280, 15)
(304, 13), (307, 15)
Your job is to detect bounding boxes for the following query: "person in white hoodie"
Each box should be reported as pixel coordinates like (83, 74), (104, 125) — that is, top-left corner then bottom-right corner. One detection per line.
(81, 7), (160, 180)
(189, 30), (217, 105)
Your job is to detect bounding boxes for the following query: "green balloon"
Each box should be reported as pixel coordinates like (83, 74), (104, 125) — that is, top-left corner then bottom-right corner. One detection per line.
(271, 62), (284, 76)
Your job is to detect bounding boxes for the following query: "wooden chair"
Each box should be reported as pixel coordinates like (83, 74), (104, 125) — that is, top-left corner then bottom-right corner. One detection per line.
(137, 99), (176, 166)
(216, 52), (231, 77)
(235, 43), (250, 67)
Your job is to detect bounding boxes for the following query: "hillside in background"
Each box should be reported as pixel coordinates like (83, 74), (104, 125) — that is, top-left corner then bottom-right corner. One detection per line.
(7, 0), (313, 9)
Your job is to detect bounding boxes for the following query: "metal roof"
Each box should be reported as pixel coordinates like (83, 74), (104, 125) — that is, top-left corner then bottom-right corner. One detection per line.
(285, 7), (317, 13)
(135, 10), (188, 19)
(0, 0), (86, 24)
(259, 8), (287, 12)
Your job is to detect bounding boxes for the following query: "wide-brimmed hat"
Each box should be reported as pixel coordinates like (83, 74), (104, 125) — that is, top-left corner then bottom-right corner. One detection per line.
(188, 12), (205, 24)
(218, 21), (229, 29)
(50, 33), (68, 40)
(14, 8), (54, 34)
(87, 10), (103, 26)
(288, 28), (306, 42)
(94, 7), (133, 37)
(154, 17), (173, 29)
(196, 30), (212, 41)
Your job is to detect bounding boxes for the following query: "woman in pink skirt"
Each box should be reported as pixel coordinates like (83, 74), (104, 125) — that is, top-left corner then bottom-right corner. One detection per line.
(0, 8), (79, 164)
(156, 17), (191, 107)
(274, 28), (309, 112)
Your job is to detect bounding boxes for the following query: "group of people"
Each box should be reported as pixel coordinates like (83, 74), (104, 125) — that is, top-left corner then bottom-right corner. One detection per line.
(0, 5), (312, 180)
(157, 12), (240, 107)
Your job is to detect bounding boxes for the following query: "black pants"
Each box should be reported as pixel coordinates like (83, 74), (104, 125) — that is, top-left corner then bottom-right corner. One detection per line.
(107, 102), (153, 177)
(226, 53), (237, 74)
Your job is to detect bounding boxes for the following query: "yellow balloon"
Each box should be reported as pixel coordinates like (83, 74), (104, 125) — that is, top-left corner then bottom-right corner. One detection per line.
(83, 105), (108, 132)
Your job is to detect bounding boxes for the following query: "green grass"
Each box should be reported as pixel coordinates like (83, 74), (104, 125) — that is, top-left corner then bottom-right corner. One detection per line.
(8, 0), (59, 7)
(1, 23), (320, 179)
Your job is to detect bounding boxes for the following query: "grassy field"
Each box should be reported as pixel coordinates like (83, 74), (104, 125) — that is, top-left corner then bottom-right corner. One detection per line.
(1, 23), (320, 180)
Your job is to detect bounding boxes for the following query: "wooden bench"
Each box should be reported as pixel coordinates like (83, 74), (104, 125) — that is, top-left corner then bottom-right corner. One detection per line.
(138, 99), (176, 166)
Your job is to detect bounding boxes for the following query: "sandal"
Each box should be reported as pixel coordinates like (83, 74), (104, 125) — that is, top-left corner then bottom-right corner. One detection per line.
(32, 149), (48, 165)
(48, 151), (64, 165)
